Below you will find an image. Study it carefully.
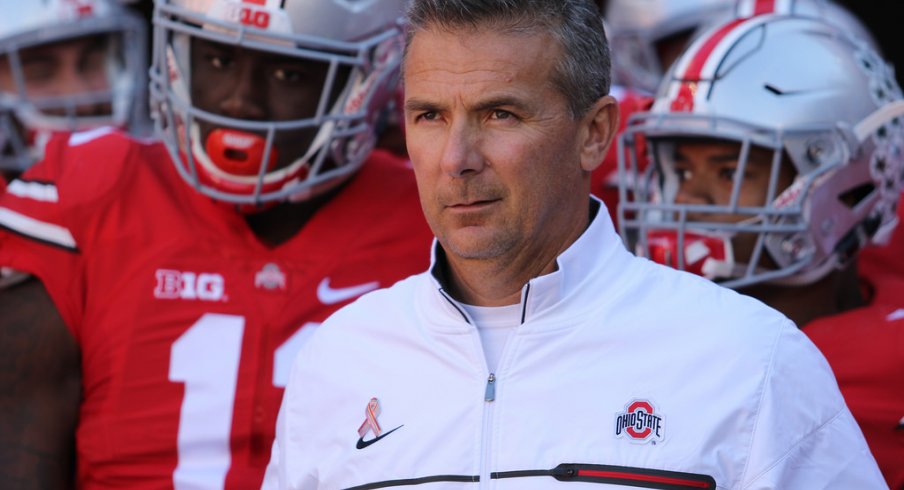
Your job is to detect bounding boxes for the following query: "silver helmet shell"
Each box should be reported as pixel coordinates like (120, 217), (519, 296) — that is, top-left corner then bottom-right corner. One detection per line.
(618, 14), (904, 288)
(730, 0), (880, 51)
(605, 0), (735, 94)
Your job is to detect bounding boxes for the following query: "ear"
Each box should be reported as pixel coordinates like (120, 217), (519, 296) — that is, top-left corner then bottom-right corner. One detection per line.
(579, 95), (619, 172)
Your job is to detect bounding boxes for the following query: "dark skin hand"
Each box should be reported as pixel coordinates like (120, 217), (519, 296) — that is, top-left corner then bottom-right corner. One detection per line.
(0, 277), (80, 490)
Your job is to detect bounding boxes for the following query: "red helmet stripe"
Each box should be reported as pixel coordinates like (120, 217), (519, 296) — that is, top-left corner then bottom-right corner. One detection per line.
(736, 0), (779, 17)
(681, 18), (747, 82)
(669, 18), (747, 112)
(753, 0), (777, 15)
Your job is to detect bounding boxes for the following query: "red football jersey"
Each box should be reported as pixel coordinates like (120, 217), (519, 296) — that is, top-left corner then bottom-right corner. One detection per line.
(0, 128), (434, 489)
(803, 272), (904, 490)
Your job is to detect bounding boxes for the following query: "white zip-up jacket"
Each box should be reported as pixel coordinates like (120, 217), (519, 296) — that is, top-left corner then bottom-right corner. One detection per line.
(263, 200), (886, 490)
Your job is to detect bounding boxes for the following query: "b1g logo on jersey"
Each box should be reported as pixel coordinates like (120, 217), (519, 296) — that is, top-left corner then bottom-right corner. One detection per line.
(154, 269), (227, 302)
(615, 399), (664, 444)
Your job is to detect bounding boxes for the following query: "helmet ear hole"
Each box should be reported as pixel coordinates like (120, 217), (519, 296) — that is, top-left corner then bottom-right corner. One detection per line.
(838, 182), (876, 210)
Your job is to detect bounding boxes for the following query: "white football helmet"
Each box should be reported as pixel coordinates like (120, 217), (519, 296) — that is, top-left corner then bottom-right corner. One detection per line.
(149, 0), (407, 208)
(605, 0), (735, 94)
(617, 15), (904, 288)
(0, 0), (147, 173)
(730, 0), (879, 50)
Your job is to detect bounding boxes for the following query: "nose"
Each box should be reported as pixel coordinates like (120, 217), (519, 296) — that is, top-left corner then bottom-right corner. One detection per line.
(47, 62), (111, 119)
(672, 169), (720, 224)
(439, 118), (484, 178)
(674, 171), (713, 207)
(218, 60), (267, 120)
(56, 61), (106, 96)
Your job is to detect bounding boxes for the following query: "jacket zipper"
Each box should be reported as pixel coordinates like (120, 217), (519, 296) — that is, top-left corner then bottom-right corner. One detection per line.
(479, 372), (496, 489)
(478, 282), (529, 489)
(484, 373), (496, 401)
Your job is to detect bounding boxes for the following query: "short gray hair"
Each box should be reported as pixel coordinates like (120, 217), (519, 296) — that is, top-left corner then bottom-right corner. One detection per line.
(404, 0), (611, 119)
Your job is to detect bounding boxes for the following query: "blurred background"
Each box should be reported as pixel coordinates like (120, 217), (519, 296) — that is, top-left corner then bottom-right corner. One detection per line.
(126, 0), (903, 86)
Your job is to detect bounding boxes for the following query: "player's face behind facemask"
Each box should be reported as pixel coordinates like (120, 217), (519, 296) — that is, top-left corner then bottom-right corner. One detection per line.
(0, 35), (116, 120)
(0, 33), (125, 176)
(0, 0), (147, 176)
(189, 36), (351, 182)
(646, 136), (797, 277)
(150, 0), (408, 209)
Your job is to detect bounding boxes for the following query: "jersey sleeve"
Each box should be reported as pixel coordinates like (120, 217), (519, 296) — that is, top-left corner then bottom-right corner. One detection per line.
(0, 127), (133, 337)
(803, 284), (904, 489)
(740, 323), (887, 489)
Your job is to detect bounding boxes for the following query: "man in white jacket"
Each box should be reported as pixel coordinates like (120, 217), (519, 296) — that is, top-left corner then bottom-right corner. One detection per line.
(262, 1), (887, 488)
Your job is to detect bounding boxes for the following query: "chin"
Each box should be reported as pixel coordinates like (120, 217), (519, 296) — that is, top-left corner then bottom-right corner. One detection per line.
(439, 228), (513, 261)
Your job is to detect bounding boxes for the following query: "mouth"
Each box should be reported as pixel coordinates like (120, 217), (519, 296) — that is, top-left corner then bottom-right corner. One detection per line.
(447, 198), (499, 210)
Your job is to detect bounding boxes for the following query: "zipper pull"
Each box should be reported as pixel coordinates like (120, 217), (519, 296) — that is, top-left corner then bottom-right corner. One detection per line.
(484, 373), (496, 402)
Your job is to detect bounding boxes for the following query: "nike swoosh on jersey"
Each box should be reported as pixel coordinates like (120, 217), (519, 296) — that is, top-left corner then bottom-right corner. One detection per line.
(356, 425), (403, 450)
(317, 278), (379, 305)
(886, 309), (904, 322)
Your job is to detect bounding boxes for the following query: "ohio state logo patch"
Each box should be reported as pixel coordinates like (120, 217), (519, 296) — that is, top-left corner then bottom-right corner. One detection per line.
(615, 399), (664, 444)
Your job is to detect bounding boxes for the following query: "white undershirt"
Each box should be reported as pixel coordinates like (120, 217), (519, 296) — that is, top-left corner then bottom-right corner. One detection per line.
(461, 303), (520, 373)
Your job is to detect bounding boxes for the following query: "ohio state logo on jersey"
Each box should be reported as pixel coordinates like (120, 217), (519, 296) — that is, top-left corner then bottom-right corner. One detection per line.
(154, 269), (227, 302)
(615, 399), (664, 444)
(254, 263), (286, 291)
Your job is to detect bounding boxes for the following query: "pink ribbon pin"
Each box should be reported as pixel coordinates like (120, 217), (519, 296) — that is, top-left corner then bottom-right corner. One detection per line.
(357, 397), (383, 438)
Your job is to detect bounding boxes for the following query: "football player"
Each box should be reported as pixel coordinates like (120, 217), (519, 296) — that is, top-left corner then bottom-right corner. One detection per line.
(0, 0), (433, 489)
(617, 13), (904, 487)
(592, 0), (735, 225)
(0, 0), (147, 188)
(594, 0), (871, 228)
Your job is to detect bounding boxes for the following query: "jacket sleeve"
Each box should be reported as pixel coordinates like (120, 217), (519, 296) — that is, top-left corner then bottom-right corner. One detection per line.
(0, 134), (86, 333)
(740, 322), (888, 489)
